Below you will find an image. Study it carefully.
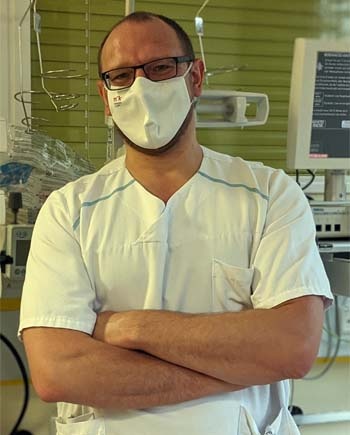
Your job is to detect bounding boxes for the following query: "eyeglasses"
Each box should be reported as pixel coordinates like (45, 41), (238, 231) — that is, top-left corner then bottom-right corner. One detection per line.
(101, 56), (194, 90)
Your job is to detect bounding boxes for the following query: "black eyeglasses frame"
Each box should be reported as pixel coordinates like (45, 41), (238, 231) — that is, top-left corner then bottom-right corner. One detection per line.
(101, 55), (194, 90)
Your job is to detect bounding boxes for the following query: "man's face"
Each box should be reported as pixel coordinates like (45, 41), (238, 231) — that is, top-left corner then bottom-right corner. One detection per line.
(98, 18), (204, 154)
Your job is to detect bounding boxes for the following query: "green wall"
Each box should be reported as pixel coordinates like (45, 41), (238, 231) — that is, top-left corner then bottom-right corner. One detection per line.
(31, 0), (350, 170)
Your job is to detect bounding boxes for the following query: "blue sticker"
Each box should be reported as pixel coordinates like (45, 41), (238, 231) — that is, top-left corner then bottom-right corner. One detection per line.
(0, 162), (33, 187)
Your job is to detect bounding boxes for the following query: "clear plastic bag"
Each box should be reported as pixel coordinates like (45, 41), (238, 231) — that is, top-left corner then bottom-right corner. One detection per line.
(0, 126), (95, 211)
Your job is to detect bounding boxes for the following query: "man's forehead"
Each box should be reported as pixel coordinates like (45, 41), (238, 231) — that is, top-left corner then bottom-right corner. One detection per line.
(112, 17), (175, 36)
(102, 18), (182, 64)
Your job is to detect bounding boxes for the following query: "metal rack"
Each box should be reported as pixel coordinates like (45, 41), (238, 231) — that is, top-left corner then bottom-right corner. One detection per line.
(14, 0), (84, 132)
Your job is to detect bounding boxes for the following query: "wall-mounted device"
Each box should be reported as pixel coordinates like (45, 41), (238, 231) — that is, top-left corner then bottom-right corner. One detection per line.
(0, 191), (33, 298)
(3, 225), (32, 280)
(0, 224), (33, 298)
(196, 90), (269, 128)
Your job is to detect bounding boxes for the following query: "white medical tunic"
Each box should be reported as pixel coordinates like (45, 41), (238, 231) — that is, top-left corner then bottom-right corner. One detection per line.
(19, 146), (333, 435)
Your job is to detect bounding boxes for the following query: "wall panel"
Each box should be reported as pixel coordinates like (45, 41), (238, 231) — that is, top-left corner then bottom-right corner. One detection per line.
(31, 0), (350, 170)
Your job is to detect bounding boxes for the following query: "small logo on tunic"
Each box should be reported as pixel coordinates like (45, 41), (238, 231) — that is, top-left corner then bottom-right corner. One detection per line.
(113, 95), (122, 107)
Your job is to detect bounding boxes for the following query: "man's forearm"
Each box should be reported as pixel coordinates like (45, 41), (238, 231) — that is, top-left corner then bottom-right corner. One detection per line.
(23, 327), (243, 410)
(96, 296), (324, 386)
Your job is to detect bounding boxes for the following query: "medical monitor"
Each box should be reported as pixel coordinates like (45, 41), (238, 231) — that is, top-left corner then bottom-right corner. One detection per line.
(287, 38), (350, 170)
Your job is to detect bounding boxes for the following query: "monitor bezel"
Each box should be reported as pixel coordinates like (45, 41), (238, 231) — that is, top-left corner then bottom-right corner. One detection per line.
(287, 38), (350, 170)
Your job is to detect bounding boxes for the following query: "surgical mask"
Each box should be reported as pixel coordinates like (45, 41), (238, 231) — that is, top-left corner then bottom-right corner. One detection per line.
(106, 64), (193, 149)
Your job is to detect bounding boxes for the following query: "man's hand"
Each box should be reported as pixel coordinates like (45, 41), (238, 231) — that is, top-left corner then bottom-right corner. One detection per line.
(93, 310), (153, 348)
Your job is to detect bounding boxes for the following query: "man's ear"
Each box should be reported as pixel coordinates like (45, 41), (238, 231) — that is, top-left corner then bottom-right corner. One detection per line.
(97, 80), (111, 116)
(191, 59), (205, 97)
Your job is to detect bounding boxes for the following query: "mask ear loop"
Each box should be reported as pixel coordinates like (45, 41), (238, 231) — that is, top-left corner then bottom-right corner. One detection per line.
(182, 62), (198, 106)
(183, 62), (194, 78)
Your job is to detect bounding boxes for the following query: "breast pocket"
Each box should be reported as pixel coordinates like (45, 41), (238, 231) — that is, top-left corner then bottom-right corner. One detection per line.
(212, 258), (254, 312)
(55, 412), (106, 435)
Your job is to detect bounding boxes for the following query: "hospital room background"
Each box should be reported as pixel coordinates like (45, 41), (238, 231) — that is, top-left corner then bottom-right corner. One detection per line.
(1, 0), (349, 434)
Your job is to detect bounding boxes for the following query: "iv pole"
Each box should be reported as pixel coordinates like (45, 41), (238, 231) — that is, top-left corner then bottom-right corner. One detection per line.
(125, 0), (135, 15)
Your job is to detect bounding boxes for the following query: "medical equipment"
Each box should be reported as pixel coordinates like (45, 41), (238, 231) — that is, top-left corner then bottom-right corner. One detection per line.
(311, 201), (350, 239)
(286, 37), (350, 298)
(194, 2), (269, 128)
(2, 225), (32, 281)
(125, 0), (135, 15)
(194, 0), (247, 85)
(311, 199), (350, 299)
(0, 191), (33, 298)
(194, 1), (209, 82)
(15, 0), (84, 132)
(196, 90), (269, 128)
(313, 200), (350, 298)
(287, 38), (350, 201)
(320, 250), (350, 298)
(0, 224), (33, 298)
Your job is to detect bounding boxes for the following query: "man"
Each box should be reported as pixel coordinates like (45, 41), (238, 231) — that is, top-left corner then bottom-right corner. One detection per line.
(20, 11), (333, 435)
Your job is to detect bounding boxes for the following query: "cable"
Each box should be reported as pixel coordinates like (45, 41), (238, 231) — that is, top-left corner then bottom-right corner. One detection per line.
(295, 169), (315, 200)
(302, 170), (316, 191)
(0, 333), (32, 435)
(295, 169), (316, 191)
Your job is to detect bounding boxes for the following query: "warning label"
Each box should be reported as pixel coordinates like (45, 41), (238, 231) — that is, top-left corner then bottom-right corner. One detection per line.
(310, 51), (350, 158)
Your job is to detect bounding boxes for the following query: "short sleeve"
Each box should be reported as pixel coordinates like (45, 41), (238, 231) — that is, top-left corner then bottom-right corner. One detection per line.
(18, 190), (97, 338)
(250, 170), (333, 309)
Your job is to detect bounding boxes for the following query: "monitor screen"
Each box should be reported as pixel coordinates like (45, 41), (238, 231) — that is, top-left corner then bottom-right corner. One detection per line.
(287, 38), (350, 170)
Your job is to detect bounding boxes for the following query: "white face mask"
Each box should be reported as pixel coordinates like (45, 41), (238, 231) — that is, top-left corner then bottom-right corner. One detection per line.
(106, 65), (193, 150)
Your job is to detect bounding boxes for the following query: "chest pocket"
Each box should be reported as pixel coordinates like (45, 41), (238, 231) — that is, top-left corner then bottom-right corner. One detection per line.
(212, 259), (254, 312)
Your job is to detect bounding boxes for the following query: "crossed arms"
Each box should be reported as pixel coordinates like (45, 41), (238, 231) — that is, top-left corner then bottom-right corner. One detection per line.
(22, 295), (324, 410)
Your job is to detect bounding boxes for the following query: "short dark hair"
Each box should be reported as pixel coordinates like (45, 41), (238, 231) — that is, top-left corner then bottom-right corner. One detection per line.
(97, 11), (195, 77)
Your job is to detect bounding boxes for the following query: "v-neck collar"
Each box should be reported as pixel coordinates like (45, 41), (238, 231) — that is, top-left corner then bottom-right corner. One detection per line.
(123, 146), (207, 209)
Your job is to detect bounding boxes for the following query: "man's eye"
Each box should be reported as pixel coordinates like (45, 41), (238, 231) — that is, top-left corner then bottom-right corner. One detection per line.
(110, 70), (132, 82)
(152, 63), (173, 73)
